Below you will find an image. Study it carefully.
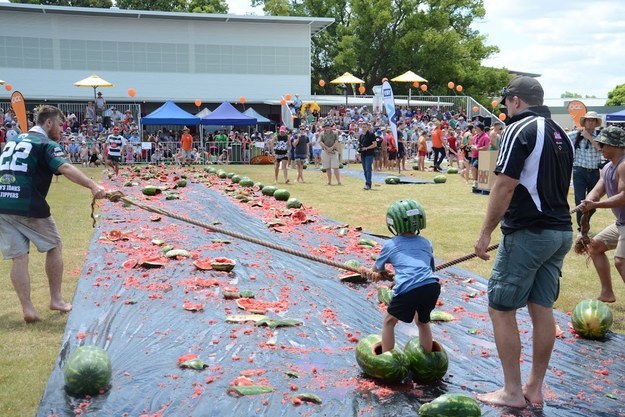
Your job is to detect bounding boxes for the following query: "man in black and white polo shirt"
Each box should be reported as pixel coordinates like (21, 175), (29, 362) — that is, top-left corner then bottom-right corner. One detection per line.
(105, 126), (124, 177)
(474, 76), (574, 408)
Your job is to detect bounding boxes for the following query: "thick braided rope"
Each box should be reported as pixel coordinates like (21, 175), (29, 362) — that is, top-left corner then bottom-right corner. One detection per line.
(434, 244), (499, 271)
(103, 191), (363, 273)
(96, 191), (570, 277)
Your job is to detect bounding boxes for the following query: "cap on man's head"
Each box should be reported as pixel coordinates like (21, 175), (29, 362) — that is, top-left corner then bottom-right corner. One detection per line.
(500, 76), (544, 105)
(475, 121), (485, 130)
(183, 126), (190, 131)
(580, 111), (603, 125)
(595, 126), (625, 148)
(97, 92), (102, 96)
(323, 120), (333, 127)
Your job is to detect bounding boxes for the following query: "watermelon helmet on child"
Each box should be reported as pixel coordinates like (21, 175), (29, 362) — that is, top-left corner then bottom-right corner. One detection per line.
(386, 199), (426, 235)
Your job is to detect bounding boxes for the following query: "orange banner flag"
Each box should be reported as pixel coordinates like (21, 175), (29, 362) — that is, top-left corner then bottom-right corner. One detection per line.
(567, 100), (587, 129)
(10, 91), (28, 133)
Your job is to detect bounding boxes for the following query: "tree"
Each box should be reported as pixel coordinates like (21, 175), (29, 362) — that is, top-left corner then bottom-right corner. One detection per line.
(606, 83), (625, 106)
(187, 0), (228, 14)
(115, 0), (187, 11)
(10, 0), (113, 7)
(561, 91), (582, 99)
(255, 0), (508, 100)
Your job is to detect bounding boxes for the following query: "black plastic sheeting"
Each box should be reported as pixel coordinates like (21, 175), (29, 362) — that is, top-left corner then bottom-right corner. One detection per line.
(37, 172), (625, 417)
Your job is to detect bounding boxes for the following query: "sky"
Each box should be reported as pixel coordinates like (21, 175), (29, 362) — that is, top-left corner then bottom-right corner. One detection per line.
(227, 0), (625, 99)
(3, 0), (622, 99)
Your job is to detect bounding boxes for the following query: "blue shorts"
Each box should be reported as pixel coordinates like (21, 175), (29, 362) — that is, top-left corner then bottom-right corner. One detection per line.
(489, 228), (572, 311)
(295, 153), (307, 161)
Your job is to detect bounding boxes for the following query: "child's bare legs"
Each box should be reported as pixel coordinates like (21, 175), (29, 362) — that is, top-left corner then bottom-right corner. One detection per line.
(381, 313), (399, 352)
(416, 319), (433, 352)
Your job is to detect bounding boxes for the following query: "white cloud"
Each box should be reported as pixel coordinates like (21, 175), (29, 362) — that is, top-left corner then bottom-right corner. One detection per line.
(474, 0), (625, 98)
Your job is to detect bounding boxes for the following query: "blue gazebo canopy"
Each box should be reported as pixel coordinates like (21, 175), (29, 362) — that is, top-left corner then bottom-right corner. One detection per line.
(201, 102), (257, 125)
(142, 100), (199, 125)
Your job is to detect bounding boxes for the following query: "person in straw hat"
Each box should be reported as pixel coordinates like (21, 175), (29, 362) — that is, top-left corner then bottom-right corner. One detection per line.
(573, 111), (604, 232)
(581, 125), (625, 303)
(180, 126), (193, 166)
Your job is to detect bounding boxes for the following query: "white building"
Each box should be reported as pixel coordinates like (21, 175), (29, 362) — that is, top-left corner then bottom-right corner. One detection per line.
(0, 3), (333, 104)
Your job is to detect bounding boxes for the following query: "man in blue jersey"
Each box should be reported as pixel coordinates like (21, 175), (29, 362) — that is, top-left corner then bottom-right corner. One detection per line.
(582, 126), (625, 303)
(474, 77), (574, 408)
(0, 105), (107, 323)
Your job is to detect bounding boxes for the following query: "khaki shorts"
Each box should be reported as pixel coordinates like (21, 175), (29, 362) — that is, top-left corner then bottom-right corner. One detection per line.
(0, 214), (61, 259)
(320, 150), (340, 169)
(488, 228), (572, 311)
(593, 223), (625, 259)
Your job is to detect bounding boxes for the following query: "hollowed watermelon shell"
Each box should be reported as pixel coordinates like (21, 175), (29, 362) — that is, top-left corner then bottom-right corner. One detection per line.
(211, 257), (236, 272)
(571, 299), (613, 339)
(405, 337), (448, 383)
(64, 346), (112, 397)
(419, 393), (482, 417)
(355, 334), (409, 383)
(122, 259), (138, 269)
(106, 230), (123, 241)
(193, 259), (213, 271)
(139, 256), (166, 268)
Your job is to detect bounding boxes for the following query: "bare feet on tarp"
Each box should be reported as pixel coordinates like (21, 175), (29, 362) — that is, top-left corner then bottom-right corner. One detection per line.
(477, 389), (527, 409)
(523, 384), (544, 407)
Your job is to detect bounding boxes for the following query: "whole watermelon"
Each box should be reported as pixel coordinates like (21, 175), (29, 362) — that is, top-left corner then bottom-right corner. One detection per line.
(571, 299), (613, 339)
(419, 393), (482, 417)
(273, 189), (290, 201)
(64, 346), (112, 396)
(385, 176), (400, 184)
(405, 338), (448, 383)
(355, 334), (409, 383)
(286, 197), (302, 208)
(446, 167), (458, 174)
(261, 185), (277, 196)
(239, 178), (254, 187)
(433, 175), (447, 183)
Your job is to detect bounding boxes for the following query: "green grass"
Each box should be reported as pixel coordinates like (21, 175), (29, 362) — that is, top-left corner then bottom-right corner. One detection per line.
(1, 163), (623, 417)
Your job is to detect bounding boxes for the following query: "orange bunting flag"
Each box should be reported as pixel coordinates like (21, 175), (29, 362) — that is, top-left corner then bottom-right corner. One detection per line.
(11, 91), (28, 133)
(567, 100), (587, 129)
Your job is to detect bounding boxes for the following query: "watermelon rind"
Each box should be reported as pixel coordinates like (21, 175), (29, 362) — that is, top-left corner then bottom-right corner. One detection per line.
(405, 337), (448, 383)
(571, 299), (613, 339)
(355, 334), (409, 383)
(419, 393), (482, 417)
(211, 258), (236, 272)
(378, 286), (392, 306)
(64, 346), (112, 397)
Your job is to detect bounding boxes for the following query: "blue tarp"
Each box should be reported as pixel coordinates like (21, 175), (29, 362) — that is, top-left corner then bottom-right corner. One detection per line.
(243, 107), (273, 124)
(201, 102), (257, 125)
(142, 100), (200, 125)
(606, 109), (625, 122)
(36, 169), (625, 417)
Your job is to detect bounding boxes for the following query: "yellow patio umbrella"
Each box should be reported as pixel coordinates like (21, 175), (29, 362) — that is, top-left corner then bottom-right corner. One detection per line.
(330, 72), (365, 105)
(391, 70), (428, 106)
(73, 74), (114, 101)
